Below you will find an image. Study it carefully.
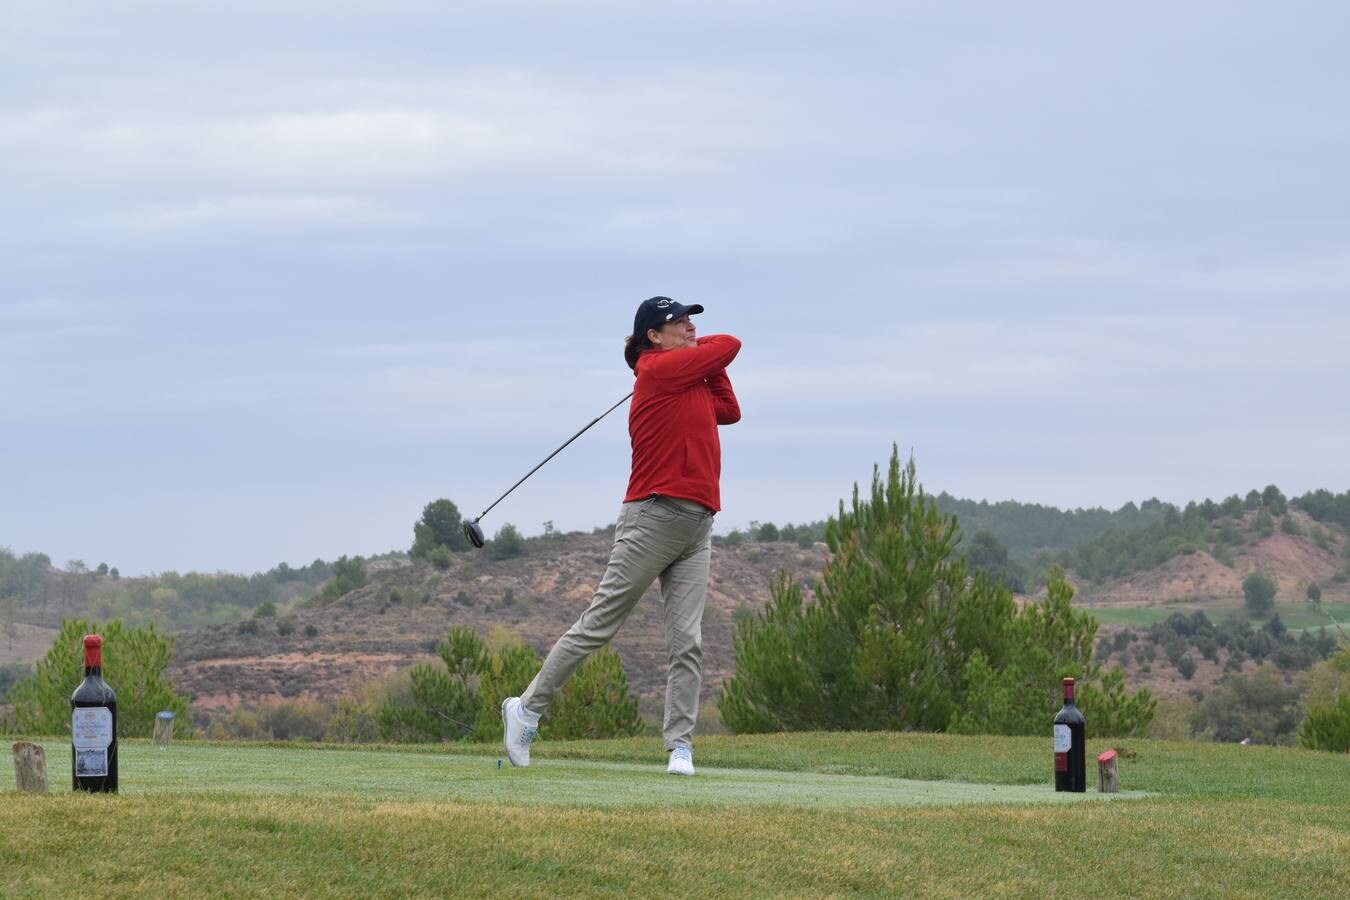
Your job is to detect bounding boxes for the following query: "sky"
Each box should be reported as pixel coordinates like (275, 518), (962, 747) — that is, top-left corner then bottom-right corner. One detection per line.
(3, 1), (1348, 575)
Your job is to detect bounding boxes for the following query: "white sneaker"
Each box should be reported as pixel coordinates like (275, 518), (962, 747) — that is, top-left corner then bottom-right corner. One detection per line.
(502, 697), (538, 767)
(667, 745), (695, 776)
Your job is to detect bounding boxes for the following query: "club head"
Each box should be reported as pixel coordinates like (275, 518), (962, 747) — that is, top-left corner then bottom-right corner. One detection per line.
(463, 520), (485, 549)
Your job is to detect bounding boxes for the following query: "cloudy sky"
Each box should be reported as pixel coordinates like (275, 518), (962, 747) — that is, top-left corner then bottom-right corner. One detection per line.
(4, 1), (1348, 574)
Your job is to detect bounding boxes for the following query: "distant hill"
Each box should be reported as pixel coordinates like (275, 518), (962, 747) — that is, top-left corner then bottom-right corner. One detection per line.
(165, 533), (828, 727)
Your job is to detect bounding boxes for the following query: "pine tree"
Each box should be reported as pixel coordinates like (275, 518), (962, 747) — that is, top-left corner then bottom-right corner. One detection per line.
(720, 446), (1155, 737)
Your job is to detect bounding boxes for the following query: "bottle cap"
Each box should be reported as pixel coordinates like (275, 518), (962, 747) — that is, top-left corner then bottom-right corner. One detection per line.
(83, 634), (103, 668)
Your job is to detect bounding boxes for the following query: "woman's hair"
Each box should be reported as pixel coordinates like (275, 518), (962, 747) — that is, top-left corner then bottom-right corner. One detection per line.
(624, 332), (654, 371)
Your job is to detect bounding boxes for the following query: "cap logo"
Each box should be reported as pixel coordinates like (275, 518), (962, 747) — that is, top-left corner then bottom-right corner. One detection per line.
(664, 313), (673, 320)
(656, 299), (672, 308)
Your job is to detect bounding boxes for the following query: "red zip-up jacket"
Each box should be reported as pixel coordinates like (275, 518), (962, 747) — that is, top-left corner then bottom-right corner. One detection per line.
(624, 334), (742, 512)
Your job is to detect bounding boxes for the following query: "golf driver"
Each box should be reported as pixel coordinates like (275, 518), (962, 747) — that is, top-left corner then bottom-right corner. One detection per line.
(463, 391), (634, 549)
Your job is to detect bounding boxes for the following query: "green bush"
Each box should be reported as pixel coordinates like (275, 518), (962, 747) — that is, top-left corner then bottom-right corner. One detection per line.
(1280, 516), (1304, 537)
(1243, 571), (1277, 617)
(487, 524), (525, 560)
(378, 627), (641, 743)
(253, 601), (277, 618)
(1191, 663), (1301, 744)
(1254, 509), (1275, 538)
(720, 447), (1154, 737)
(1298, 694), (1350, 752)
(427, 545), (453, 570)
(1306, 583), (1322, 602)
(541, 645), (643, 740)
(1177, 655), (1197, 680)
(320, 555), (367, 602)
(0, 662), (32, 702)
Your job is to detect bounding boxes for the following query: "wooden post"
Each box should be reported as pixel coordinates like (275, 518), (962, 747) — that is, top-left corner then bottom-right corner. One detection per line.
(1097, 749), (1119, 793)
(12, 741), (48, 793)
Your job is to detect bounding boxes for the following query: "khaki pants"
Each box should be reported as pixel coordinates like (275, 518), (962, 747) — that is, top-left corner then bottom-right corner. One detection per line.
(520, 495), (714, 751)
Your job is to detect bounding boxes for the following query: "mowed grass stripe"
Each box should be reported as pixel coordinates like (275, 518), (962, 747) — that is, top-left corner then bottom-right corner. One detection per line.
(1, 794), (1345, 899)
(24, 742), (1148, 808)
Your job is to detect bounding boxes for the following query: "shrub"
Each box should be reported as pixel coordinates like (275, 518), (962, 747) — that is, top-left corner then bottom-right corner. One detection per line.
(1177, 655), (1197, 680)
(1243, 571), (1277, 617)
(1310, 526), (1329, 549)
(755, 522), (780, 542)
(1306, 582), (1322, 602)
(257, 699), (328, 741)
(325, 698), (381, 744)
(487, 523), (525, 560)
(320, 555), (367, 602)
(1280, 516), (1304, 537)
(1253, 509), (1274, 538)
(276, 619), (296, 636)
(303, 624), (318, 638)
(0, 662), (33, 701)
(427, 545), (453, 570)
(1299, 694), (1350, 752)
(378, 626), (641, 743)
(543, 645), (643, 740)
(253, 601), (277, 618)
(237, 619), (259, 635)
(1191, 663), (1301, 744)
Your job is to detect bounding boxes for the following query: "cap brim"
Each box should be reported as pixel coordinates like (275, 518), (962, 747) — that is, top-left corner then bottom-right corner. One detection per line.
(683, 303), (705, 316)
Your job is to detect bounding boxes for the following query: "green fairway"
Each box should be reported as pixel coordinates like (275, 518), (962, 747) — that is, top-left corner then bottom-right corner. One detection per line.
(3, 733), (1346, 898)
(1086, 600), (1350, 632)
(14, 741), (1147, 809)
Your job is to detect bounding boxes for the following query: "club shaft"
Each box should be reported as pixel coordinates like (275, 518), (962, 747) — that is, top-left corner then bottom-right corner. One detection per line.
(473, 391), (633, 522)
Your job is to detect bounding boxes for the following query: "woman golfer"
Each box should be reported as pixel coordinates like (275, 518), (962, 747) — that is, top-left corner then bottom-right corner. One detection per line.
(502, 296), (741, 776)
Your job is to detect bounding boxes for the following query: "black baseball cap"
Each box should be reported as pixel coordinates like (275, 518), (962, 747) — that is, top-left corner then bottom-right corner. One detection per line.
(632, 296), (704, 338)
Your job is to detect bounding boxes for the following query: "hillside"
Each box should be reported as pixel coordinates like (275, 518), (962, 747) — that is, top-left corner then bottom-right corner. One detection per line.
(7, 487), (1348, 733)
(1073, 509), (1349, 606)
(166, 531), (828, 725)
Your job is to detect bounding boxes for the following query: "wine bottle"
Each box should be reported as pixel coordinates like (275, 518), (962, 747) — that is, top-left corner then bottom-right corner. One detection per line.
(71, 634), (118, 793)
(1053, 676), (1085, 792)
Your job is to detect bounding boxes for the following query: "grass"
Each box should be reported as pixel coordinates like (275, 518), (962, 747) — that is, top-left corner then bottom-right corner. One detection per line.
(3, 733), (1348, 898)
(1086, 600), (1350, 633)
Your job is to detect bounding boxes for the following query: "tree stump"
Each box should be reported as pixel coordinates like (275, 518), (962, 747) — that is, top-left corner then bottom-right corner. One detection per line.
(1097, 749), (1119, 793)
(12, 741), (48, 793)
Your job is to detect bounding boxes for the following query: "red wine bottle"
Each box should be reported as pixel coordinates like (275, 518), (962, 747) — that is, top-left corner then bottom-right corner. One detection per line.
(1053, 676), (1086, 792)
(71, 634), (118, 793)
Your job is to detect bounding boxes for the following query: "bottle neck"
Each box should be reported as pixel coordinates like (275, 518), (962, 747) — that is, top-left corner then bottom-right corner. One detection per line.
(85, 665), (102, 678)
(1063, 681), (1075, 704)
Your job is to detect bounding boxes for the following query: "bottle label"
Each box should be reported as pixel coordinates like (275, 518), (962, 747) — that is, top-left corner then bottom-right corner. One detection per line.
(72, 708), (112, 777)
(1053, 724), (1071, 752)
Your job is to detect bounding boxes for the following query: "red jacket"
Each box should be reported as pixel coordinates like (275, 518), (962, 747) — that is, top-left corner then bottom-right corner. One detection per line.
(624, 334), (742, 512)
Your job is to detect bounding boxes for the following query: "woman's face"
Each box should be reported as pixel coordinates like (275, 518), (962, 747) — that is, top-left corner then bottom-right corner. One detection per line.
(647, 315), (696, 351)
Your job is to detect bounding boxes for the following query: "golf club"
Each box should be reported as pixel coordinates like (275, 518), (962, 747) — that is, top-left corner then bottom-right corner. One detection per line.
(463, 391), (634, 549)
